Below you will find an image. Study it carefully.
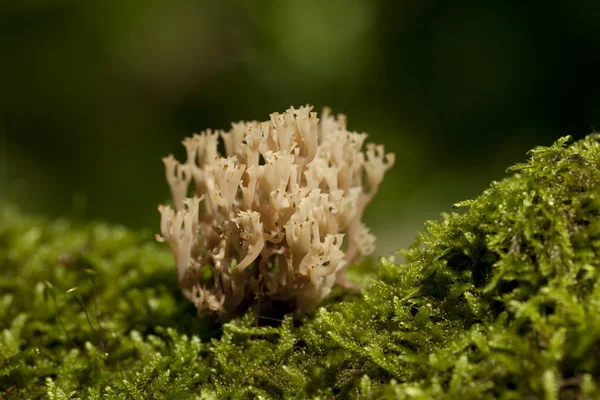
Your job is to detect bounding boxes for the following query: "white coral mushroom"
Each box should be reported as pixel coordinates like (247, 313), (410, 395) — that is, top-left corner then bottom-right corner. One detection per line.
(158, 105), (394, 316)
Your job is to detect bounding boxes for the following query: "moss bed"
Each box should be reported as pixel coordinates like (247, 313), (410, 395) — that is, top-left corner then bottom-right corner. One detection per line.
(2, 135), (600, 399)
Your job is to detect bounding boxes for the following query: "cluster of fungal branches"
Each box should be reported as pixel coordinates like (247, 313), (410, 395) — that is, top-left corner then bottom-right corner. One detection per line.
(157, 105), (394, 316)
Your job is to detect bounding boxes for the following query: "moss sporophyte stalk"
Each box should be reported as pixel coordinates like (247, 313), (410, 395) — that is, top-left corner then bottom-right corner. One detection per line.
(157, 105), (395, 316)
(3, 132), (600, 398)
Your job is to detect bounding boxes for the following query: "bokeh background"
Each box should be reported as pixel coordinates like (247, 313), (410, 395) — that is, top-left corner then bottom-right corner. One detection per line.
(1, 0), (599, 256)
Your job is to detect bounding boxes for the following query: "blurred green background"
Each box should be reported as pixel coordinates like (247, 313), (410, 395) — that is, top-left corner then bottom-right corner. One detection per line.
(1, 0), (599, 256)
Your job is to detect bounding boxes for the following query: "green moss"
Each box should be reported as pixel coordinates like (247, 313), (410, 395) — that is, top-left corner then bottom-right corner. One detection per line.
(2, 135), (600, 398)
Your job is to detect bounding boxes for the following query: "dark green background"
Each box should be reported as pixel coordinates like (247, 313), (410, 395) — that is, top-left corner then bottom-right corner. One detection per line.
(1, 0), (599, 255)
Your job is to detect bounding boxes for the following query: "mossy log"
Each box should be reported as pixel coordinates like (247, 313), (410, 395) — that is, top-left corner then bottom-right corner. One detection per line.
(2, 135), (600, 399)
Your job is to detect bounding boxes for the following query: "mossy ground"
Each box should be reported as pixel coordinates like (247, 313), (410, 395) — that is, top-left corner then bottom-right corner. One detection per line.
(2, 135), (600, 399)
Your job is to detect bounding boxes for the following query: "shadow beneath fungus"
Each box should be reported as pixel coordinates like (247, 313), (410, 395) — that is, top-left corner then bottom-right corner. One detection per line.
(146, 275), (363, 339)
(136, 254), (373, 337)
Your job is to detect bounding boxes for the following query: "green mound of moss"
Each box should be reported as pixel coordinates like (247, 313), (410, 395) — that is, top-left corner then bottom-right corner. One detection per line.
(2, 135), (600, 399)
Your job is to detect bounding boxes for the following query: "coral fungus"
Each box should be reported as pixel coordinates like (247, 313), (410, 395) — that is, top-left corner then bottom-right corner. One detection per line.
(157, 106), (394, 315)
